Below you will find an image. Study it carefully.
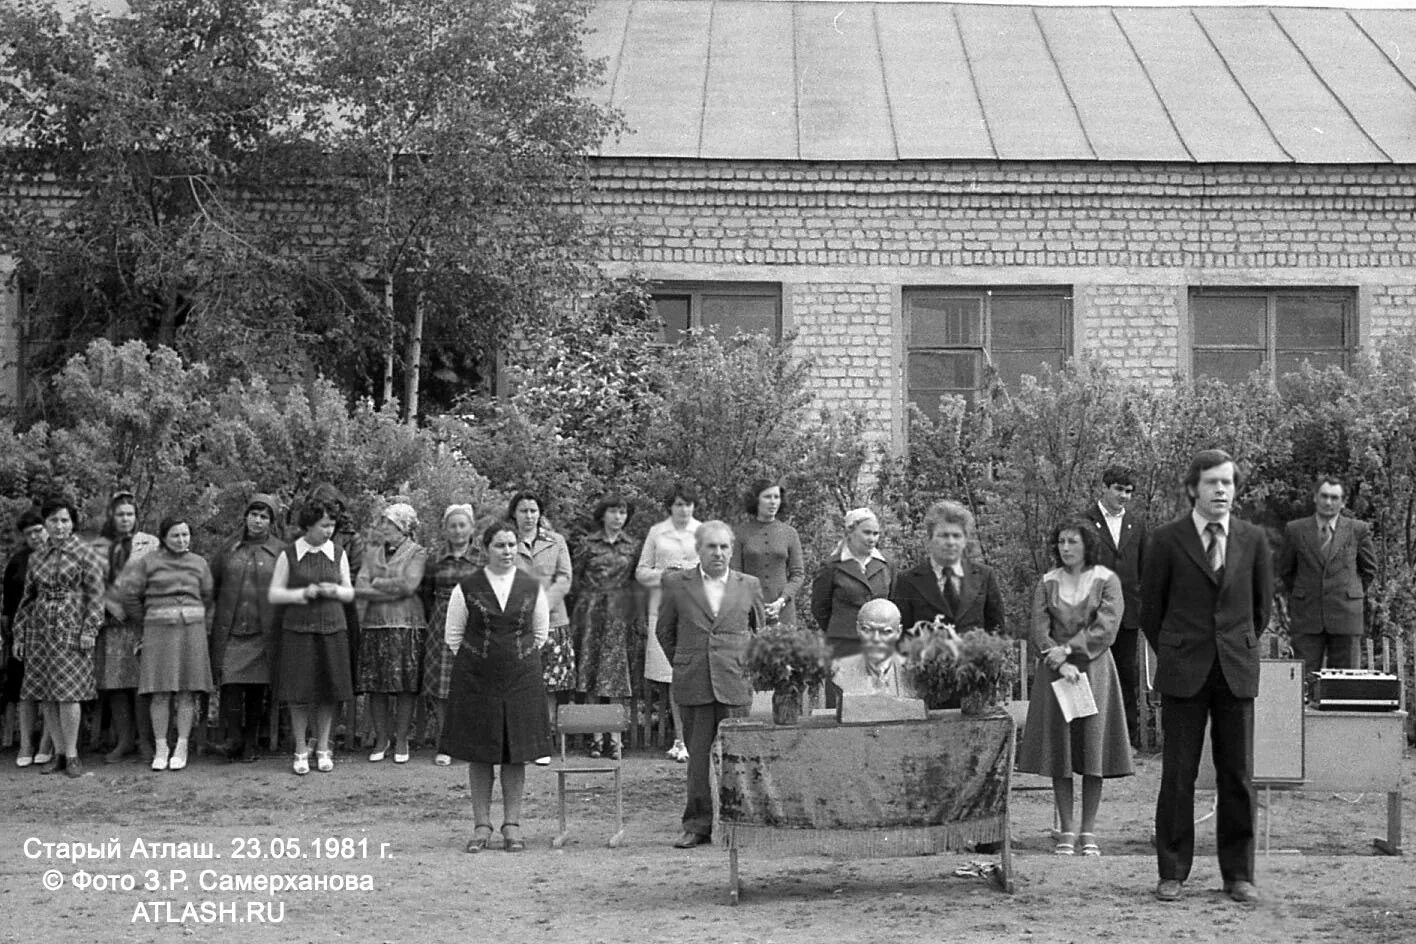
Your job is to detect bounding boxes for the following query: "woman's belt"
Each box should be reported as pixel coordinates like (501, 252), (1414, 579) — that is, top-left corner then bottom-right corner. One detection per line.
(147, 605), (206, 623)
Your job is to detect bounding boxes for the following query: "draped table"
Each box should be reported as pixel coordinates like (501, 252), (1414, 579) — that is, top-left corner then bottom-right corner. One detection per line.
(715, 710), (1016, 902)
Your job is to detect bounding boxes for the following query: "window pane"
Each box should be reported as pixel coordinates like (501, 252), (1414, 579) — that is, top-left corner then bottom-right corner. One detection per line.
(909, 350), (978, 391)
(1194, 349), (1264, 384)
(653, 296), (690, 343)
(701, 294), (778, 338)
(908, 294), (983, 347)
(1276, 350), (1347, 375)
(1193, 296), (1266, 347)
(992, 295), (1067, 349)
(1276, 296), (1346, 350)
(992, 349), (1065, 387)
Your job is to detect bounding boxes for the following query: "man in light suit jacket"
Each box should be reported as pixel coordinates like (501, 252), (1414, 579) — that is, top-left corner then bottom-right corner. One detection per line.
(891, 500), (1005, 637)
(1276, 476), (1377, 675)
(1083, 465), (1148, 746)
(1143, 449), (1273, 905)
(656, 520), (765, 848)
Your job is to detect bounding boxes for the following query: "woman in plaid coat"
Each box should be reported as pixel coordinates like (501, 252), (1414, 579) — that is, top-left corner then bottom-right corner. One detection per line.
(14, 498), (106, 778)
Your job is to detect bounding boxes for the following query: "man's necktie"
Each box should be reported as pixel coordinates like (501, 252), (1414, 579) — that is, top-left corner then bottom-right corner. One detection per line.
(1321, 521), (1334, 556)
(1205, 522), (1225, 577)
(941, 571), (960, 615)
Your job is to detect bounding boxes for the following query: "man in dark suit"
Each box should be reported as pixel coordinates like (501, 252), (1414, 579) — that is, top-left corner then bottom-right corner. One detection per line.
(657, 520), (765, 848)
(892, 500), (1005, 637)
(1083, 465), (1148, 746)
(1276, 476), (1377, 675)
(1143, 449), (1272, 905)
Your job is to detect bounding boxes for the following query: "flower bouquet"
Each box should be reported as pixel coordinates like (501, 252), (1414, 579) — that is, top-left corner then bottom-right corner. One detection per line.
(747, 625), (834, 725)
(902, 616), (1018, 715)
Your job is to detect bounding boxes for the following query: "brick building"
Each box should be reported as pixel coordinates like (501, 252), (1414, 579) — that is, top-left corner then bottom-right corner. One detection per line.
(580, 1), (1416, 448)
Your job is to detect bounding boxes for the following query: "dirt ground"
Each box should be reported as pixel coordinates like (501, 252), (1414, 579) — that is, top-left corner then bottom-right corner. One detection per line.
(2, 741), (1415, 944)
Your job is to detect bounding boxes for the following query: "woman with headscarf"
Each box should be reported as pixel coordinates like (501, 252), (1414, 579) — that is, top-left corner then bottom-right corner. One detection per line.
(269, 498), (355, 775)
(207, 494), (285, 763)
(14, 498), (106, 777)
(421, 504), (480, 767)
(508, 491), (571, 765)
(354, 502), (428, 764)
(118, 515), (215, 772)
(91, 491), (159, 764)
(811, 507), (894, 708)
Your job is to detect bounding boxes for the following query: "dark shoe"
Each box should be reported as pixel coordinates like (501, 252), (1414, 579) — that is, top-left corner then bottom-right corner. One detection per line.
(1155, 879), (1184, 902)
(606, 739), (622, 761)
(588, 739), (602, 759)
(501, 824), (526, 853)
(465, 826), (493, 854)
(64, 755), (84, 778)
(1225, 880), (1260, 904)
(239, 743), (261, 763)
(104, 743), (136, 765)
(39, 755), (66, 775)
(673, 832), (711, 849)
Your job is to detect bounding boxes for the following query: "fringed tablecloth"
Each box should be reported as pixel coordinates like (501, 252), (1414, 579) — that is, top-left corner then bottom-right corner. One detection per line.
(715, 711), (1015, 900)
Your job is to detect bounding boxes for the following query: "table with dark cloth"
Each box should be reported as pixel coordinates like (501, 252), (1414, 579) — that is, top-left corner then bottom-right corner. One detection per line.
(716, 711), (1015, 901)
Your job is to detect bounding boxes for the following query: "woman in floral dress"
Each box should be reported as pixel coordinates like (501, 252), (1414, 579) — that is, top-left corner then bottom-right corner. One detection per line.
(571, 494), (641, 758)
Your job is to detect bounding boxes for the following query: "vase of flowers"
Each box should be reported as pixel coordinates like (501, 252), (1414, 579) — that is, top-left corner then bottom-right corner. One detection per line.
(747, 625), (834, 725)
(901, 617), (1017, 715)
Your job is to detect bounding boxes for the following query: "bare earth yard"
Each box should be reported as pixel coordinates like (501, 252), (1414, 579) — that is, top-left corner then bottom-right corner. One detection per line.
(2, 745), (1414, 944)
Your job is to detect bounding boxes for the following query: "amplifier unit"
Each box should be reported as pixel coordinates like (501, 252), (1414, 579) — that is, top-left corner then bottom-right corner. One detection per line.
(1310, 669), (1401, 711)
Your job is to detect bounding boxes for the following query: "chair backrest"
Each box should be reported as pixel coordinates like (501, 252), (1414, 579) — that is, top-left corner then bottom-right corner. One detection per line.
(557, 703), (630, 736)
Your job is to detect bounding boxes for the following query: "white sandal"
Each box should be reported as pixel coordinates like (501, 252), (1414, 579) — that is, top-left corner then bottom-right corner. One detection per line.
(292, 751), (310, 776)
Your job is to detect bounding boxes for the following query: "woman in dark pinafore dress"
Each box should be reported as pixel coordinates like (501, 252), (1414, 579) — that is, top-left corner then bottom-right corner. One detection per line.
(268, 499), (355, 776)
(440, 521), (551, 853)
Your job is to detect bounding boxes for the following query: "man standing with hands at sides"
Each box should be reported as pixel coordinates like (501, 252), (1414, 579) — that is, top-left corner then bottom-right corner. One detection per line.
(1277, 476), (1376, 676)
(1084, 466), (1147, 747)
(891, 500), (1005, 637)
(1144, 449), (1272, 905)
(656, 521), (764, 849)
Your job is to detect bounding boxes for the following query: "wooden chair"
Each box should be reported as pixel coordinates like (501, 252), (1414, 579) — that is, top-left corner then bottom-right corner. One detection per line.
(552, 703), (630, 849)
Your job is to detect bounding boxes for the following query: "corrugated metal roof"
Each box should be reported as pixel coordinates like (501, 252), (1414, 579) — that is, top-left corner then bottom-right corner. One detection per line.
(584, 0), (1416, 162)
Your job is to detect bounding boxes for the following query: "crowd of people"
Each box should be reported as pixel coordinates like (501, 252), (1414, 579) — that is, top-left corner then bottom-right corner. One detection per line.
(0, 451), (1371, 899)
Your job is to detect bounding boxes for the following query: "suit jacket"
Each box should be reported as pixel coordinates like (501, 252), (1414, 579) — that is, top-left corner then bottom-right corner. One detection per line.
(656, 568), (764, 707)
(1083, 504), (1146, 630)
(1277, 514), (1376, 636)
(891, 559), (1006, 636)
(1141, 515), (1273, 699)
(810, 555), (895, 640)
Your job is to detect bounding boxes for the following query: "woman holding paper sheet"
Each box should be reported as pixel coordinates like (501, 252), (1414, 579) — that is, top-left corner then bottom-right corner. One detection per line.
(1016, 518), (1133, 857)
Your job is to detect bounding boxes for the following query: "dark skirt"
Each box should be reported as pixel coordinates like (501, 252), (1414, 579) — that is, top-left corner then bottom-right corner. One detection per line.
(95, 620), (142, 690)
(2, 657), (24, 703)
(356, 624), (423, 694)
(440, 642), (551, 765)
(1017, 650), (1134, 779)
(276, 630), (353, 705)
